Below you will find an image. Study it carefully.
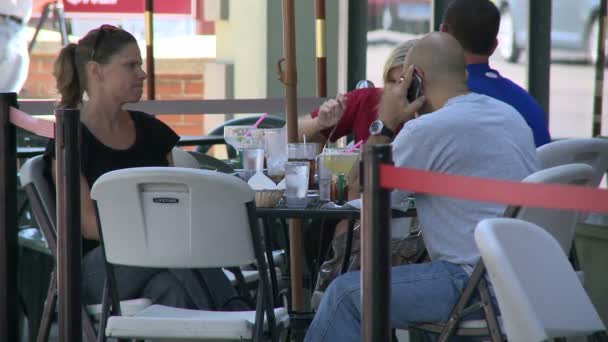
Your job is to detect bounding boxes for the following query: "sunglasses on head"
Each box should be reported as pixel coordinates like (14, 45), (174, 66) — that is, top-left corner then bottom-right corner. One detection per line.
(90, 24), (119, 61)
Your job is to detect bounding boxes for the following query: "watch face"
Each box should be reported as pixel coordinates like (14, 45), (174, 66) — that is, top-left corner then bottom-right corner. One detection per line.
(370, 120), (382, 134)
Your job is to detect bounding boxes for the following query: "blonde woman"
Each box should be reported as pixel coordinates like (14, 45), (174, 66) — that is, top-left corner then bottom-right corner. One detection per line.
(298, 39), (418, 143)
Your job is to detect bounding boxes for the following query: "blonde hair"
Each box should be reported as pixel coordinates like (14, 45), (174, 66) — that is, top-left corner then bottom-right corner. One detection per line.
(381, 39), (419, 83)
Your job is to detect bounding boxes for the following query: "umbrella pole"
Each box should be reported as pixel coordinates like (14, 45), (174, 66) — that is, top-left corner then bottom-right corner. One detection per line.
(145, 0), (156, 100)
(280, 0), (304, 311)
(316, 0), (327, 97)
(593, 0), (606, 137)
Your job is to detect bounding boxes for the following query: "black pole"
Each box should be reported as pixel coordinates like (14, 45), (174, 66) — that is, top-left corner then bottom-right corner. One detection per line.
(593, 0), (607, 137)
(361, 144), (392, 342)
(431, 0), (450, 31)
(55, 109), (82, 342)
(0, 93), (19, 342)
(347, 0), (367, 90)
(527, 0), (552, 120)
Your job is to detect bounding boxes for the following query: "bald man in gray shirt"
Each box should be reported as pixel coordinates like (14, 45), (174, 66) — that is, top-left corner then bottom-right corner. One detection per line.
(306, 32), (539, 341)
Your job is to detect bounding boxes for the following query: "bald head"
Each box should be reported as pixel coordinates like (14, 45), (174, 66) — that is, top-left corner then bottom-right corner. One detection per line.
(405, 32), (467, 88)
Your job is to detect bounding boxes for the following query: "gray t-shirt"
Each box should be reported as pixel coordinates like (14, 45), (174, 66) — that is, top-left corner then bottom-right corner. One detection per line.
(391, 93), (540, 269)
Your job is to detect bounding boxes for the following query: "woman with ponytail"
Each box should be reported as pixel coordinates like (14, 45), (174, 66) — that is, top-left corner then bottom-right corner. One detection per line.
(44, 26), (246, 311)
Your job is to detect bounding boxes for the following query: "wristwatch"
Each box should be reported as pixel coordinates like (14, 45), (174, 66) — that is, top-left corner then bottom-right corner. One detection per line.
(369, 120), (395, 139)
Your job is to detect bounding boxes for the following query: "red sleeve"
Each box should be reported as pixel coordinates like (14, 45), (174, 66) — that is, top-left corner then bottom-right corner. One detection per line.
(311, 88), (381, 142)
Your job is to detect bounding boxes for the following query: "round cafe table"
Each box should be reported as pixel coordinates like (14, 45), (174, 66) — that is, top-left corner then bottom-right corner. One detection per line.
(255, 198), (417, 333)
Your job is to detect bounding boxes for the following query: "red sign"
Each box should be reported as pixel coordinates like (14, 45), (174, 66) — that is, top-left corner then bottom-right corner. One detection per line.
(62, 0), (196, 17)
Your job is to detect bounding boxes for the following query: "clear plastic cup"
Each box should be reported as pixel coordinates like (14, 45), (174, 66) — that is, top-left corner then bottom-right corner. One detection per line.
(242, 147), (264, 180)
(317, 154), (331, 201)
(224, 126), (264, 150)
(321, 148), (359, 203)
(264, 128), (287, 177)
(285, 161), (310, 208)
(288, 143), (317, 189)
(224, 126), (264, 168)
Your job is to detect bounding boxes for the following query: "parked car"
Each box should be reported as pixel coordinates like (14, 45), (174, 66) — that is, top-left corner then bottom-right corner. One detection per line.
(368, 0), (430, 32)
(496, 0), (604, 63)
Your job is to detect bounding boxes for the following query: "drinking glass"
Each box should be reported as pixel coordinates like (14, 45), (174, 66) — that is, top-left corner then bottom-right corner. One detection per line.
(317, 154), (331, 201)
(263, 128), (287, 179)
(288, 143), (317, 189)
(321, 148), (359, 203)
(242, 147), (264, 180)
(284, 161), (310, 208)
(223, 125), (264, 167)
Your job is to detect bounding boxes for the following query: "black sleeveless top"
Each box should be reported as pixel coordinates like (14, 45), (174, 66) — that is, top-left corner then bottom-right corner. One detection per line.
(44, 110), (180, 253)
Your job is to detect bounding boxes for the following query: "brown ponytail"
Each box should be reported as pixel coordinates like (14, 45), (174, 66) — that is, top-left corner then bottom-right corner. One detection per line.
(53, 26), (136, 109)
(54, 43), (83, 109)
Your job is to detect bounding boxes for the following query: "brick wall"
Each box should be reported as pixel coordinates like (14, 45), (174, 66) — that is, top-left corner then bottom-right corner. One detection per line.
(22, 52), (211, 138)
(148, 72), (207, 137)
(23, 54), (58, 99)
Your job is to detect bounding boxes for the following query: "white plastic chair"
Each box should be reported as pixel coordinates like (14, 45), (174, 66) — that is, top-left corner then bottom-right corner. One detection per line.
(173, 147), (272, 305)
(19, 155), (151, 342)
(409, 163), (596, 341)
(509, 163), (596, 254)
(537, 138), (608, 187)
(90, 167), (288, 341)
(475, 218), (606, 341)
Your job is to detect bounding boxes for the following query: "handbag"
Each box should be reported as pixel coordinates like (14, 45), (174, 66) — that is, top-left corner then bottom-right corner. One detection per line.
(313, 219), (427, 306)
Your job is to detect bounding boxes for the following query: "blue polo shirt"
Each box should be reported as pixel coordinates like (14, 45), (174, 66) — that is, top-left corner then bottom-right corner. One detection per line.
(466, 63), (551, 147)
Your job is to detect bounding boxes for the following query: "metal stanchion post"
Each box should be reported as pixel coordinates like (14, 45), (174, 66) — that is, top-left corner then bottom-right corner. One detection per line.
(361, 144), (392, 342)
(0, 92), (19, 342)
(55, 109), (82, 342)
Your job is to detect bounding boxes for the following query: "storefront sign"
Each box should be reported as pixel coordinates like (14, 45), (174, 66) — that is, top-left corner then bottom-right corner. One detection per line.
(62, 0), (196, 17)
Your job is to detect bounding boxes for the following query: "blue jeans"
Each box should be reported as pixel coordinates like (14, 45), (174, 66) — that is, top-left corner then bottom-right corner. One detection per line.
(304, 260), (470, 342)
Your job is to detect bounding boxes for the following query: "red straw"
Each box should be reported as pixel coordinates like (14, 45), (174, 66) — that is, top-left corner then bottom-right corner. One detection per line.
(245, 113), (268, 137)
(346, 140), (363, 153)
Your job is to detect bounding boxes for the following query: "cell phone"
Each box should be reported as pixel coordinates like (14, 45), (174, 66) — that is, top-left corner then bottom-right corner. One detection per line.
(406, 72), (423, 103)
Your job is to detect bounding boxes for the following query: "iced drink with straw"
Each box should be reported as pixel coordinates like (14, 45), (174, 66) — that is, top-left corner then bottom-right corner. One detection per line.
(285, 161), (310, 207)
(263, 128), (287, 179)
(224, 125), (264, 167)
(288, 143), (317, 189)
(321, 148), (359, 203)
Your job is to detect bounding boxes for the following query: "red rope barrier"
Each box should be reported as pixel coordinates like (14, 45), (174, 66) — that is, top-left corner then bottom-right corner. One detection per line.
(9, 106), (55, 138)
(380, 164), (608, 213)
